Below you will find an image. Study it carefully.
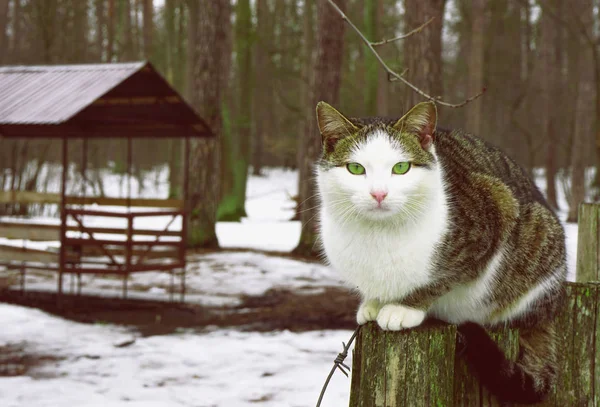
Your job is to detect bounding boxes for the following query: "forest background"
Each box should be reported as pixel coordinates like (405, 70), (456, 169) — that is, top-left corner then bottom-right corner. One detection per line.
(0, 0), (597, 255)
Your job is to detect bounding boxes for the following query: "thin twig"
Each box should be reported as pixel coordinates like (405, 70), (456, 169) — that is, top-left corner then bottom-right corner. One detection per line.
(372, 17), (435, 47)
(325, 0), (485, 108)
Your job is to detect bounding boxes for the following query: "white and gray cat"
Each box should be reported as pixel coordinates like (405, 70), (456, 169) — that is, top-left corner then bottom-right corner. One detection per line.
(316, 101), (566, 404)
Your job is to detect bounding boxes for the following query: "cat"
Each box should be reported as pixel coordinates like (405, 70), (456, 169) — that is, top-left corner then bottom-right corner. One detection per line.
(315, 101), (566, 404)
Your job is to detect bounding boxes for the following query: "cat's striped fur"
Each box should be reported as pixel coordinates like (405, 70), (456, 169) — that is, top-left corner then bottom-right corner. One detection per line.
(316, 101), (566, 404)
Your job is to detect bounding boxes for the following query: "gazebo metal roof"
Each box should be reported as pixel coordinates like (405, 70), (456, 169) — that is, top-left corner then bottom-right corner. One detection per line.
(0, 61), (212, 138)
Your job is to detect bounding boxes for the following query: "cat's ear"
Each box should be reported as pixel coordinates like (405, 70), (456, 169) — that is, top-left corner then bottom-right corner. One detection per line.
(316, 102), (358, 153)
(392, 101), (437, 150)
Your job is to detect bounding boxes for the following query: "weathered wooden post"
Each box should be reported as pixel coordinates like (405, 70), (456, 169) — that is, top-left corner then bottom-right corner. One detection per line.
(576, 203), (600, 282)
(349, 203), (600, 407)
(349, 322), (456, 406)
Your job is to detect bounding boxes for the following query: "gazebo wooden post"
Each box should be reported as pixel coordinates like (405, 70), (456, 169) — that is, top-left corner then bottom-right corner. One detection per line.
(181, 136), (190, 302)
(57, 136), (68, 304)
(123, 136), (133, 299)
(77, 137), (88, 296)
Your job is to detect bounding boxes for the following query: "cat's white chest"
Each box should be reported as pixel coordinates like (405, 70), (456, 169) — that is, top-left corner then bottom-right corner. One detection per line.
(320, 212), (446, 302)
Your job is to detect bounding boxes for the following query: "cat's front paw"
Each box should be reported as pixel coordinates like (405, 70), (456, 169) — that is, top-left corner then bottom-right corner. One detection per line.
(376, 304), (426, 331)
(356, 299), (382, 325)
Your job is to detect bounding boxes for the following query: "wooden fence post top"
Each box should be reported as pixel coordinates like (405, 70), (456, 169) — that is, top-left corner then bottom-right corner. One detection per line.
(577, 203), (600, 283)
(350, 321), (457, 407)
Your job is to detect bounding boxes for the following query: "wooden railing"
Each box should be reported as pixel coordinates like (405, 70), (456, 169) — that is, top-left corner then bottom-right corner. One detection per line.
(0, 221), (181, 241)
(0, 194), (187, 301)
(349, 203), (600, 407)
(0, 191), (183, 208)
(58, 207), (186, 299)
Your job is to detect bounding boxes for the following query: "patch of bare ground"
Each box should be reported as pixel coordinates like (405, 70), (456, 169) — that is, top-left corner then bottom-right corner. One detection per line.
(0, 285), (358, 336)
(0, 342), (63, 378)
(187, 247), (325, 264)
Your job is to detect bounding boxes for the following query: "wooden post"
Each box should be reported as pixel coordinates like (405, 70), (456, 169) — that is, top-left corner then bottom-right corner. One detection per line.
(57, 136), (68, 304)
(349, 203), (600, 406)
(576, 203), (600, 282)
(349, 322), (456, 406)
(181, 136), (190, 302)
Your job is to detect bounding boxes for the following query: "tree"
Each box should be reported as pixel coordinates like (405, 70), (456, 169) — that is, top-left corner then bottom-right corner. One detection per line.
(121, 0), (136, 61)
(539, 1), (560, 210)
(142, 0), (153, 60)
(72, 0), (89, 62)
(402, 0), (446, 111)
(567, 0), (594, 222)
(32, 0), (58, 64)
(107, 0), (115, 61)
(95, 0), (105, 60)
(375, 0), (388, 116)
(363, 0), (377, 116)
(295, 0), (346, 256)
(218, 0), (253, 222)
(186, 0), (232, 248)
(0, 0), (9, 63)
(251, 0), (271, 175)
(465, 0), (485, 135)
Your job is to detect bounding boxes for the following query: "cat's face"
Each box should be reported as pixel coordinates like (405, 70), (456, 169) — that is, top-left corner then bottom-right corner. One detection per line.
(317, 129), (440, 222)
(316, 102), (440, 223)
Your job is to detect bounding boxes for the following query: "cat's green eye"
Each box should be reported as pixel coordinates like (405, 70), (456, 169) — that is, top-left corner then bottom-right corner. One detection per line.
(392, 162), (411, 175)
(347, 163), (365, 175)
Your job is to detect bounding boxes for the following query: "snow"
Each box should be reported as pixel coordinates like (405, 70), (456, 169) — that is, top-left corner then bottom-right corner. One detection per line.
(220, 167), (301, 251)
(1, 167), (353, 407)
(0, 167), (325, 305)
(0, 303), (353, 407)
(0, 166), (586, 406)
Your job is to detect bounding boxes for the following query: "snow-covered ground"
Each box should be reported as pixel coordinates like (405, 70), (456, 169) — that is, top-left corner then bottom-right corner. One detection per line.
(1, 167), (354, 407)
(0, 303), (354, 407)
(0, 166), (584, 406)
(0, 167), (315, 303)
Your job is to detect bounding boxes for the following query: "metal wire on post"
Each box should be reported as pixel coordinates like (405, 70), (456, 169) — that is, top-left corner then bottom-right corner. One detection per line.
(315, 325), (361, 407)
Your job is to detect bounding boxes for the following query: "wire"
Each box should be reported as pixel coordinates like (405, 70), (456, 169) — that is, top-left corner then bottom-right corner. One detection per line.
(316, 325), (361, 407)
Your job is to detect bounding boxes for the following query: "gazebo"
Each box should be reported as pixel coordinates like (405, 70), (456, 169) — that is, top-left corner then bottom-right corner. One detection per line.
(0, 61), (212, 301)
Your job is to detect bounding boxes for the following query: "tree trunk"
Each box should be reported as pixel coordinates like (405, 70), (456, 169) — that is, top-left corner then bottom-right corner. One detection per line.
(218, 0), (252, 222)
(540, 1), (559, 210)
(465, 0), (485, 136)
(402, 0), (446, 111)
(0, 0), (9, 63)
(567, 0), (594, 222)
(375, 0), (388, 116)
(142, 0), (153, 60)
(95, 0), (105, 60)
(122, 0), (136, 61)
(174, 0), (187, 92)
(364, 0), (377, 116)
(33, 0), (58, 64)
(72, 0), (88, 62)
(164, 0), (175, 80)
(107, 0), (115, 61)
(251, 0), (270, 176)
(292, 0), (315, 218)
(295, 0), (346, 256)
(186, 0), (232, 248)
(592, 31), (600, 199)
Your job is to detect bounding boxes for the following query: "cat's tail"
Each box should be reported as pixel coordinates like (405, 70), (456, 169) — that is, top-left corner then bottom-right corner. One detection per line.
(457, 321), (557, 404)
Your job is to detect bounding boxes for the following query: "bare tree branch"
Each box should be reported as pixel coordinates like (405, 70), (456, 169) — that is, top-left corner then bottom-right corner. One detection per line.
(325, 0), (485, 108)
(371, 17), (435, 47)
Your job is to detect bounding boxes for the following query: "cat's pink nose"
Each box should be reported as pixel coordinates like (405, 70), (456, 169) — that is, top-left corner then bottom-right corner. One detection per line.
(370, 191), (388, 204)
